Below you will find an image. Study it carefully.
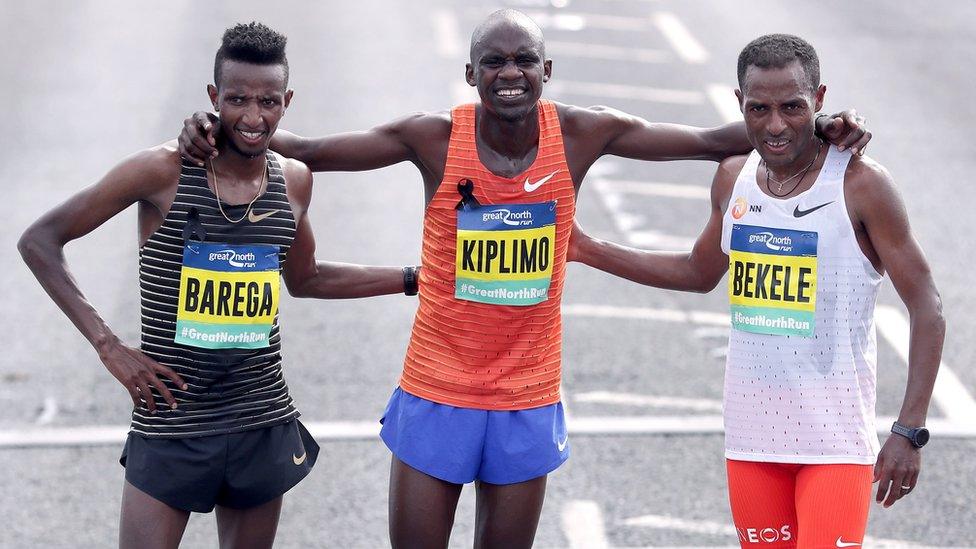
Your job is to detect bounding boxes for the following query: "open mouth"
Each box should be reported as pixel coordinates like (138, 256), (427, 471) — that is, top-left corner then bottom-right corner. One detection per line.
(236, 128), (267, 144)
(494, 87), (527, 100)
(763, 138), (790, 153)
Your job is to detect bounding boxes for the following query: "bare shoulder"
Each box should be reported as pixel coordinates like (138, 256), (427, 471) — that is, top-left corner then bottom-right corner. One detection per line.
(844, 153), (898, 204)
(389, 110), (452, 140)
(556, 102), (633, 135)
(273, 152), (313, 205)
(111, 141), (182, 196)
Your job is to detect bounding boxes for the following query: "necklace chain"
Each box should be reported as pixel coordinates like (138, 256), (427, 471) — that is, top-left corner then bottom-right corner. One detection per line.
(764, 141), (823, 198)
(209, 157), (267, 224)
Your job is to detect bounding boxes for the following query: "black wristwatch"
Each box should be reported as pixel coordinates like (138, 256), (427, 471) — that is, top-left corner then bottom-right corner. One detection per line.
(403, 266), (420, 296)
(891, 421), (929, 448)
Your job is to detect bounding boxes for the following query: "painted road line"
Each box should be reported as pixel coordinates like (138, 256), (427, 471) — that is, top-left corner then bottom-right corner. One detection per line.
(432, 9), (462, 59)
(621, 514), (936, 548)
(549, 80), (704, 105)
(565, 303), (976, 424)
(592, 178), (709, 200)
(626, 230), (696, 250)
(574, 391), (723, 412)
(523, 11), (650, 32)
(34, 396), (58, 425)
(547, 41), (671, 64)
(707, 84), (742, 124)
(562, 500), (610, 549)
(2, 415), (973, 449)
(875, 305), (976, 425)
(652, 12), (708, 64)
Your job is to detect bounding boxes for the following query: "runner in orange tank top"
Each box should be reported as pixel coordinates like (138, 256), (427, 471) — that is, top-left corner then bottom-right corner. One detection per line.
(178, 10), (872, 548)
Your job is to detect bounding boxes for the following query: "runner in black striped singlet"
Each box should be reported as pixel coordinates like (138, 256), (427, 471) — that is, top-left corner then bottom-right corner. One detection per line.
(18, 22), (411, 549)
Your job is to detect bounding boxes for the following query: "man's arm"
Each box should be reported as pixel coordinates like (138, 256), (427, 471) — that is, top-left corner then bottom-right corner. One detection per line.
(278, 158), (409, 298)
(571, 157), (738, 290)
(17, 145), (187, 413)
(564, 104), (871, 164)
(180, 111), (450, 173)
(848, 159), (945, 508)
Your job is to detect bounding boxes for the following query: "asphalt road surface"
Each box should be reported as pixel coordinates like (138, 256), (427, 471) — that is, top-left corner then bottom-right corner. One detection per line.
(2, 1), (974, 547)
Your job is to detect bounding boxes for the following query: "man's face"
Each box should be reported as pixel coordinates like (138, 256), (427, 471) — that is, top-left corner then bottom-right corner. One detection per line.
(208, 60), (293, 158)
(466, 23), (551, 122)
(735, 61), (825, 168)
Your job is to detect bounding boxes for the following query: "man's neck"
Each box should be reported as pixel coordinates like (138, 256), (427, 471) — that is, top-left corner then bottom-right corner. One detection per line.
(215, 140), (267, 182)
(767, 139), (823, 182)
(477, 105), (540, 158)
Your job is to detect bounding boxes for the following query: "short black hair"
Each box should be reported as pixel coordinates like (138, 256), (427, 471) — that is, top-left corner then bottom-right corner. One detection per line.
(214, 22), (288, 89)
(737, 34), (819, 93)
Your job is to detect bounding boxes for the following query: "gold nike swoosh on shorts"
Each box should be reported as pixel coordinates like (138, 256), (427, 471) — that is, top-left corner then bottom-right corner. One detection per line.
(293, 451), (307, 465)
(248, 209), (280, 223)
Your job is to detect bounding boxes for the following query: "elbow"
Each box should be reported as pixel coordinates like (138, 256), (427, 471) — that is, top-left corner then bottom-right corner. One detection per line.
(690, 276), (721, 294)
(17, 227), (46, 268)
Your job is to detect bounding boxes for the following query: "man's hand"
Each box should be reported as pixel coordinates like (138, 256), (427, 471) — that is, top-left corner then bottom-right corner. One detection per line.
(818, 109), (872, 155)
(99, 337), (187, 414)
(873, 434), (921, 508)
(178, 112), (220, 167)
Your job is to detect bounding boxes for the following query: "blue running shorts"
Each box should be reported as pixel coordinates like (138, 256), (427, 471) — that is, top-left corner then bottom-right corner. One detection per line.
(379, 387), (569, 485)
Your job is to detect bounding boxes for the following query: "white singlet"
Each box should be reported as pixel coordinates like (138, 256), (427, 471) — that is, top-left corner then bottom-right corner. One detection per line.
(720, 146), (883, 464)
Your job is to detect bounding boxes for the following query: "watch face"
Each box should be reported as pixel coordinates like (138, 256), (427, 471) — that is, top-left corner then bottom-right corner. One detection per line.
(914, 428), (930, 447)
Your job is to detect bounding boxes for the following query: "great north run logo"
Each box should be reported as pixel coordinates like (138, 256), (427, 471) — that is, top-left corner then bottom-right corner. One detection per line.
(747, 232), (793, 252)
(481, 208), (534, 226)
(207, 249), (257, 268)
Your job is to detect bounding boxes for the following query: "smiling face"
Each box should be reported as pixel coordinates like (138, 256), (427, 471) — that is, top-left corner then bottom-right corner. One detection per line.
(736, 61), (825, 169)
(466, 18), (551, 122)
(208, 59), (292, 158)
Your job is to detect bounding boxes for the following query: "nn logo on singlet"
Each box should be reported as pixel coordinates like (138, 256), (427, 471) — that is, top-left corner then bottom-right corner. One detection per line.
(482, 208), (534, 227)
(208, 249), (258, 268)
(731, 197), (762, 220)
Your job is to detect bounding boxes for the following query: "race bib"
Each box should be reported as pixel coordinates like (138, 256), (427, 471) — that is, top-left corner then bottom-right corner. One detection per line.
(455, 201), (556, 306)
(175, 242), (280, 349)
(728, 224), (818, 337)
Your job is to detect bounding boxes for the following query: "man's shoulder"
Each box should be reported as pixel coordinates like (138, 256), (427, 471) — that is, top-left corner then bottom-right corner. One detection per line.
(716, 154), (751, 183)
(554, 102), (629, 133)
(117, 141), (183, 191)
(844, 153), (895, 200)
(390, 110), (452, 141)
(271, 152), (313, 201)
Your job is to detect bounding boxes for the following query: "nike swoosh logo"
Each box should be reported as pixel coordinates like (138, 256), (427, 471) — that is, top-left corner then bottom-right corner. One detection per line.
(836, 537), (861, 547)
(293, 451), (307, 465)
(793, 201), (834, 218)
(248, 209), (280, 223)
(557, 435), (568, 452)
(524, 170), (559, 193)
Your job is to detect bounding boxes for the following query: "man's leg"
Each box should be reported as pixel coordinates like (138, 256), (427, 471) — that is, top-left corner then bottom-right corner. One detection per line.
(794, 464), (872, 549)
(119, 481), (191, 549)
(389, 456), (464, 549)
(726, 460), (798, 547)
(215, 496), (284, 549)
(473, 474), (547, 549)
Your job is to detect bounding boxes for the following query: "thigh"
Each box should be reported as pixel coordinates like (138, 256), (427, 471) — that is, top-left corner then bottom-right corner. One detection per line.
(119, 481), (191, 549)
(388, 456), (464, 549)
(726, 460), (798, 547)
(794, 464), (873, 549)
(473, 475), (547, 549)
(215, 496), (283, 549)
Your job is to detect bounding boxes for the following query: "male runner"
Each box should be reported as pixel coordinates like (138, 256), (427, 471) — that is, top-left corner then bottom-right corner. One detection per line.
(19, 23), (410, 549)
(178, 12), (872, 548)
(570, 34), (943, 547)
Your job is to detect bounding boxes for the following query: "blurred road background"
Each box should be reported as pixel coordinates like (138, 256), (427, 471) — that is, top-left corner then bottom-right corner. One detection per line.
(2, 0), (974, 547)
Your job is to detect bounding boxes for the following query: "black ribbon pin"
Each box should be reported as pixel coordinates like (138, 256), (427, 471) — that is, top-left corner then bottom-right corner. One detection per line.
(455, 179), (482, 211)
(182, 207), (207, 243)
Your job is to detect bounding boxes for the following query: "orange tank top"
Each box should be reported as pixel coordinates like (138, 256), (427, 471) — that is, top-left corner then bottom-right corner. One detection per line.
(400, 100), (576, 410)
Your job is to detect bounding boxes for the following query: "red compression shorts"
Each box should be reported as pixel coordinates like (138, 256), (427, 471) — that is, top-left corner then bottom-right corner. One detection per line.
(726, 459), (873, 548)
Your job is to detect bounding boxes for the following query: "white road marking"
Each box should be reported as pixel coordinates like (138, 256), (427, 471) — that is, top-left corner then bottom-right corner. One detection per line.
(564, 303), (729, 326)
(575, 390), (723, 412)
(432, 9), (462, 59)
(592, 179), (709, 200)
(549, 80), (704, 105)
(706, 84), (742, 124)
(622, 514), (936, 548)
(2, 415), (972, 449)
(652, 12), (708, 64)
(34, 396), (58, 425)
(547, 41), (671, 64)
(523, 10), (650, 31)
(626, 230), (696, 250)
(562, 500), (610, 549)
(874, 305), (976, 425)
